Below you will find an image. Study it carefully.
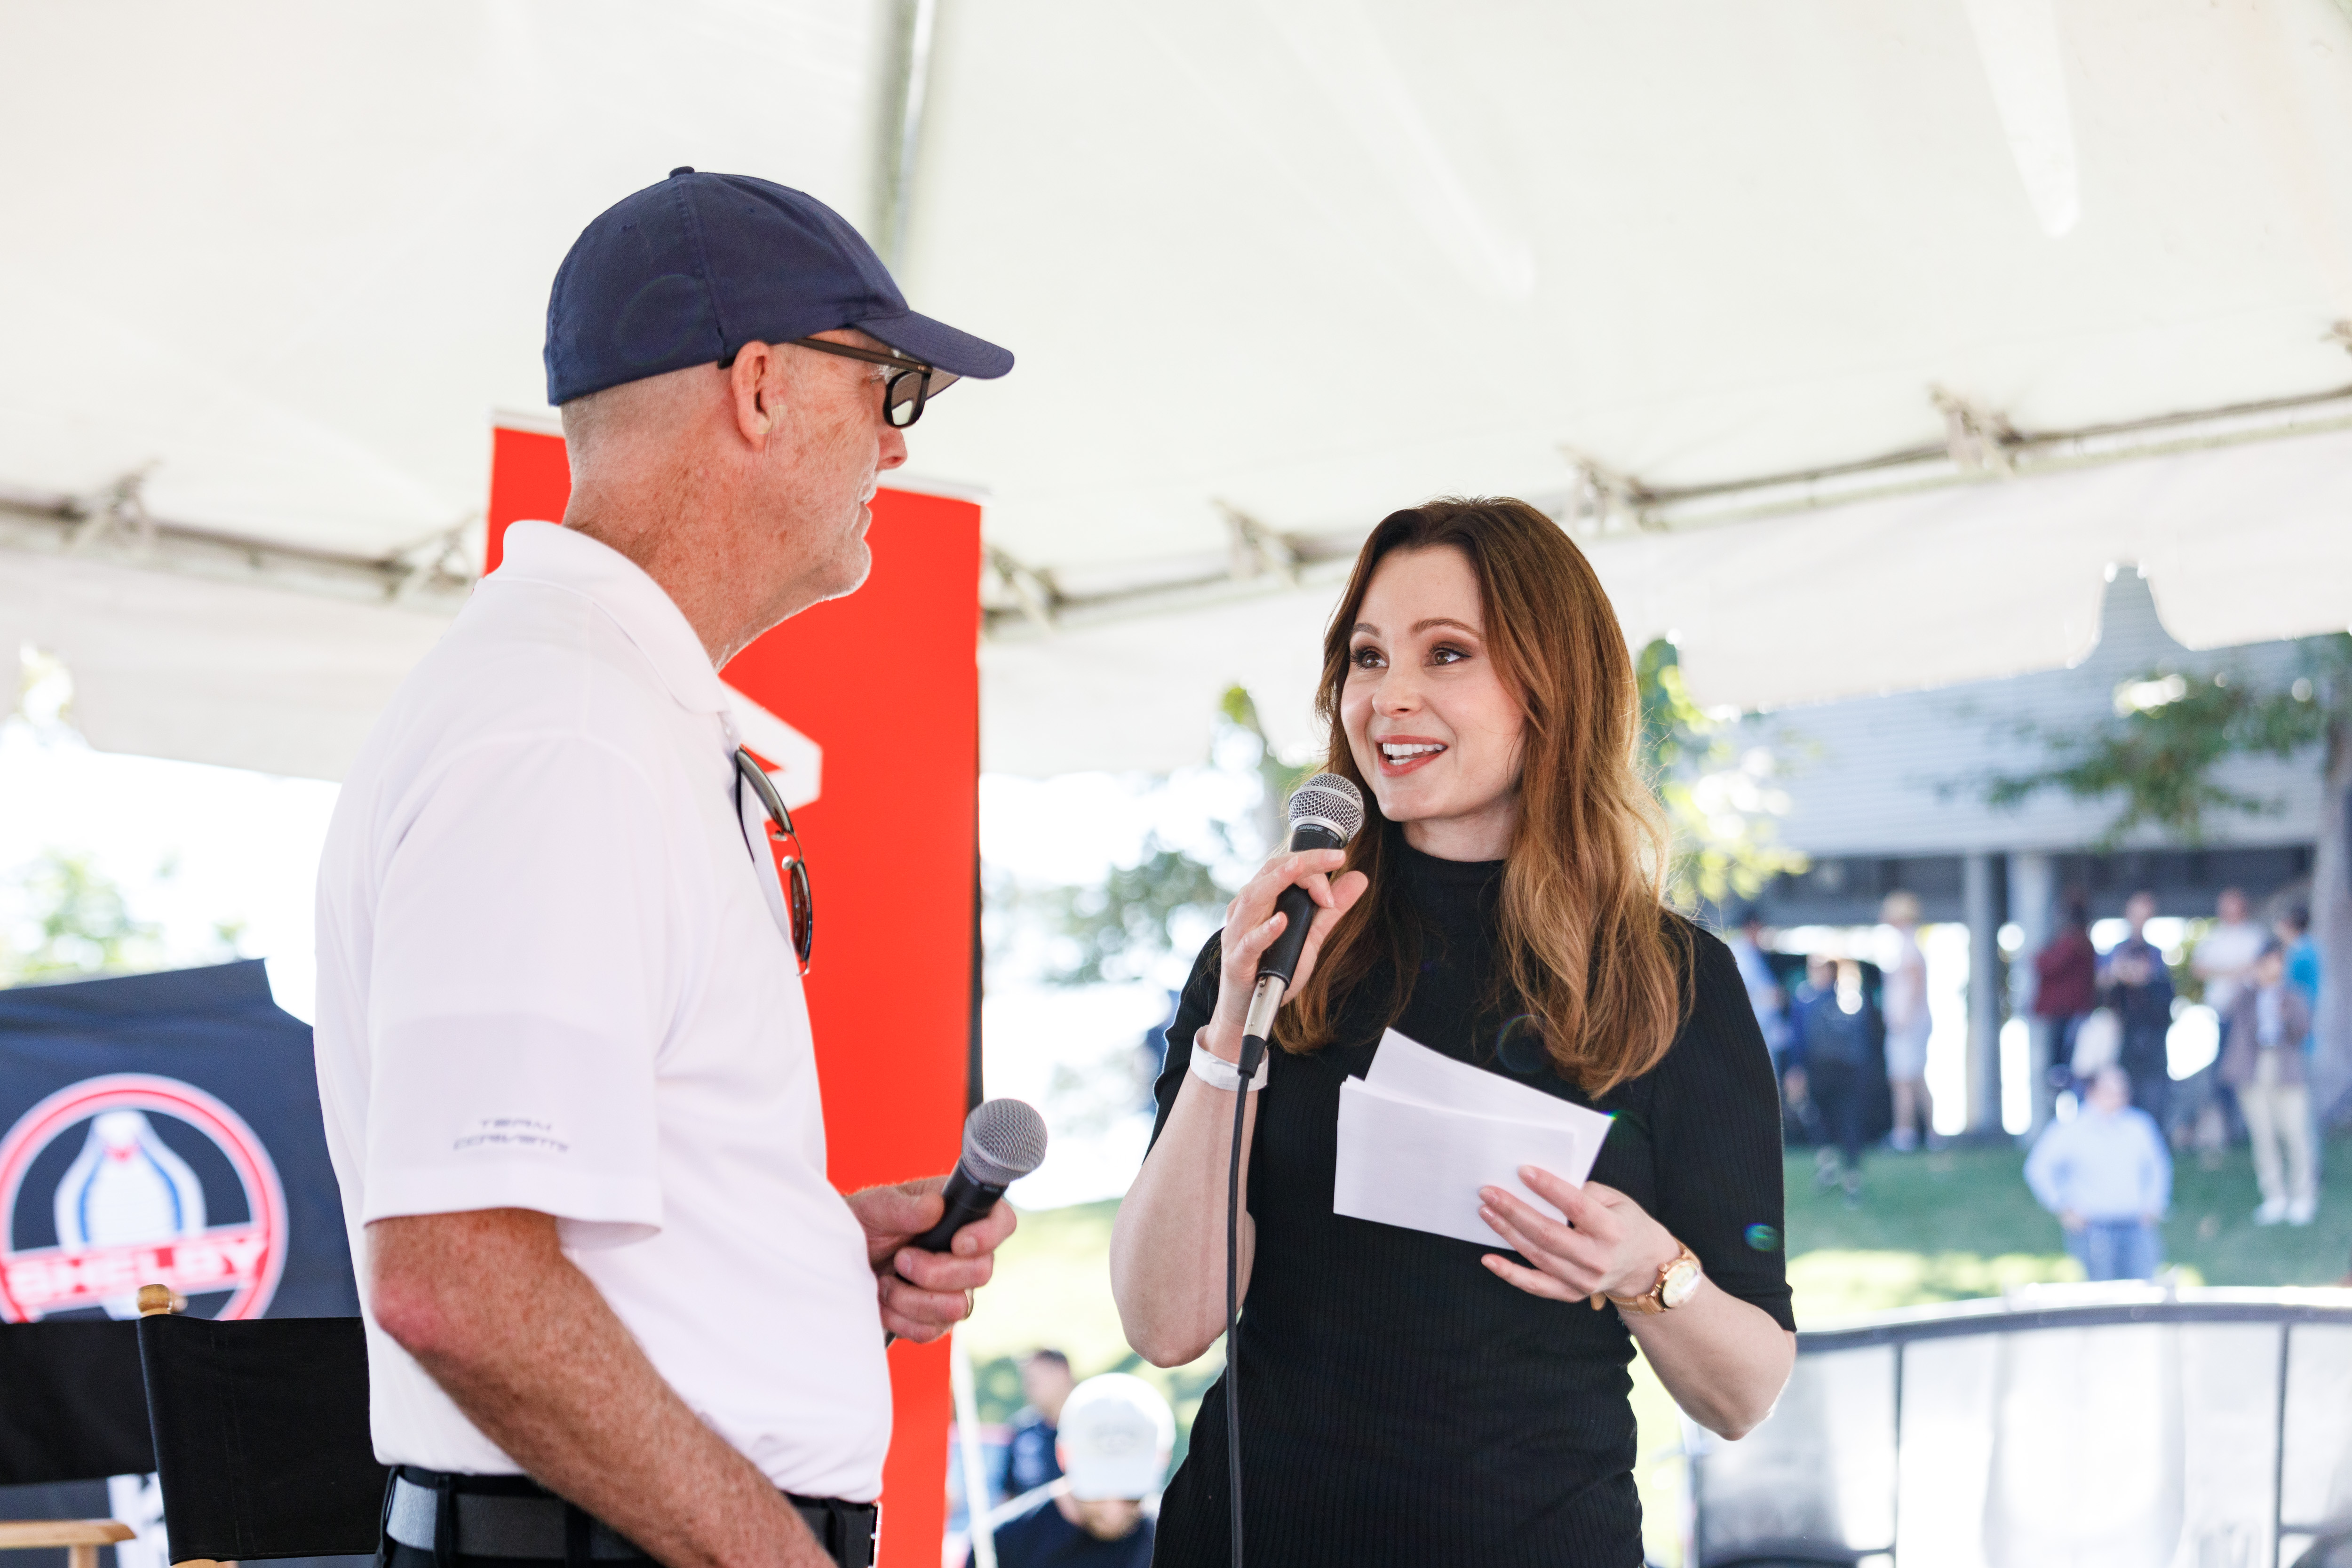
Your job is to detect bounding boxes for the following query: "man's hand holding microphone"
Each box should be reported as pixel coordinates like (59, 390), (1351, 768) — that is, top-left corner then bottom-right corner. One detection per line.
(865, 1098), (1048, 1343)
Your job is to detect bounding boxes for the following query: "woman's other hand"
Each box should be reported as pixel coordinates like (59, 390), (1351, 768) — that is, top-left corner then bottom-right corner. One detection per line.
(1477, 1169), (1681, 1305)
(1197, 847), (1369, 1063)
(1478, 1169), (1795, 1439)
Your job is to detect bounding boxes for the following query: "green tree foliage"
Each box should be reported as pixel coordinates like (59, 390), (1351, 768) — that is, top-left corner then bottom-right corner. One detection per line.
(1979, 635), (2347, 844)
(1017, 685), (1275, 987)
(1220, 684), (1315, 854)
(1635, 639), (1809, 911)
(0, 850), (163, 983)
(1036, 835), (1231, 986)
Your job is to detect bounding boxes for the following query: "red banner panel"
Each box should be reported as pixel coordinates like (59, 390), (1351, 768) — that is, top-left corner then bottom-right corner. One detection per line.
(483, 424), (574, 576)
(487, 425), (976, 1566)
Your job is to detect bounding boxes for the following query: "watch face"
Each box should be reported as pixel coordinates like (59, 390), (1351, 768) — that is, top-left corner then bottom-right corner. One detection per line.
(1661, 1258), (1702, 1309)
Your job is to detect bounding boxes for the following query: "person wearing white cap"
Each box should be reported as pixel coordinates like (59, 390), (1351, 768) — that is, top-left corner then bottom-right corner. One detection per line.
(973, 1374), (1173, 1567)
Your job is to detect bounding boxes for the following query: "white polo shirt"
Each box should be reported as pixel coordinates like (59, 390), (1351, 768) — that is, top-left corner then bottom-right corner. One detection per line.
(313, 520), (890, 1500)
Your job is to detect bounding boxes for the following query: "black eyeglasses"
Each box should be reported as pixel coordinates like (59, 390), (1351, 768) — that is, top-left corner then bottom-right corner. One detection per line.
(786, 336), (954, 428)
(734, 748), (814, 974)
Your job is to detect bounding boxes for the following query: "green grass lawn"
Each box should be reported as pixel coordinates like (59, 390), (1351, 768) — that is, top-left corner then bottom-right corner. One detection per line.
(963, 1133), (2352, 1563)
(1781, 1131), (2352, 1318)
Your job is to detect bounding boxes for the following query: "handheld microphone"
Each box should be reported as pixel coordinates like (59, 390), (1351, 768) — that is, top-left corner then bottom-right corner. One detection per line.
(909, 1098), (1049, 1253)
(1237, 773), (1366, 1075)
(883, 1098), (1048, 1347)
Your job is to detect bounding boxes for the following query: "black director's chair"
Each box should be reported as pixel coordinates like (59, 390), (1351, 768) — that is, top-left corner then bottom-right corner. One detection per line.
(133, 1285), (387, 1568)
(0, 1317), (149, 1568)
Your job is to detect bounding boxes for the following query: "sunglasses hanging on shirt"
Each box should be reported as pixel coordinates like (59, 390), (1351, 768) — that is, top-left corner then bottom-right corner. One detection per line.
(733, 748), (814, 975)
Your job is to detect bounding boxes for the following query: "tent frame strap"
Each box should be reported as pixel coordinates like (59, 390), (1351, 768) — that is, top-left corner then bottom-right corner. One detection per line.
(985, 373), (2352, 639)
(1562, 377), (2352, 534)
(0, 479), (475, 613)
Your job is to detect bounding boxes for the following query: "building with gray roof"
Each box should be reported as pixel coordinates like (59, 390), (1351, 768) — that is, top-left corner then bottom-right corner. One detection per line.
(1738, 567), (2323, 1131)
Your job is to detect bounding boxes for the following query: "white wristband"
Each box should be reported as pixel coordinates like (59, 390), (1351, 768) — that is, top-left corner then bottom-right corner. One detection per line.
(1189, 1037), (1266, 1093)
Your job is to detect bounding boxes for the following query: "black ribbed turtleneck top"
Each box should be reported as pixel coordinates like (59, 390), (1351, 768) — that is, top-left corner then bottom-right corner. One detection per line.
(1144, 842), (1792, 1568)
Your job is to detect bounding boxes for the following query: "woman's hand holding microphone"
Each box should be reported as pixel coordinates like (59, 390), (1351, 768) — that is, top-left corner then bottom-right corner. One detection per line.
(1116, 841), (1368, 1369)
(1194, 847), (1369, 1065)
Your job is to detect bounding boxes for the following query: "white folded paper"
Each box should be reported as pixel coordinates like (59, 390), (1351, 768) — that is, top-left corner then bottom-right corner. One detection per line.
(1331, 1028), (1614, 1247)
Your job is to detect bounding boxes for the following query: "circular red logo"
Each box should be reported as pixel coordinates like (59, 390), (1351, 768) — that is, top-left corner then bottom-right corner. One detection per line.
(0, 1074), (287, 1322)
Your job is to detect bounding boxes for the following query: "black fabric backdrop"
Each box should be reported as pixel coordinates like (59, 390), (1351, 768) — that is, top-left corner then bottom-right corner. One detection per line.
(0, 962), (364, 1568)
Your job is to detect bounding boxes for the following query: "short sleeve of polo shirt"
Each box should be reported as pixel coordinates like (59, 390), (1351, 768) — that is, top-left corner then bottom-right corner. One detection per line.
(360, 734), (674, 1248)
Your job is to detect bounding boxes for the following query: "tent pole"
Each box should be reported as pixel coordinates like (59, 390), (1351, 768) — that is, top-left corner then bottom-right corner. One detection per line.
(875, 0), (940, 273)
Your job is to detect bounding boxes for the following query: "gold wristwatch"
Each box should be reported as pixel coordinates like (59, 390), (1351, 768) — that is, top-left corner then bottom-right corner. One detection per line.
(1593, 1242), (1703, 1314)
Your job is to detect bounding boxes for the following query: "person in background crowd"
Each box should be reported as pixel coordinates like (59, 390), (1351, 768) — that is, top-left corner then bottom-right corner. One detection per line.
(2189, 887), (2268, 1163)
(1138, 992), (1183, 1114)
(1780, 956), (1825, 1180)
(2101, 891), (2177, 1132)
(1774, 1002), (1824, 1155)
(2066, 1007), (2122, 1094)
(2277, 904), (2320, 1040)
(2277, 905), (2324, 1202)
(2032, 897), (2099, 1088)
(1794, 955), (1868, 1205)
(976, 1374), (1173, 1568)
(1003, 1349), (1076, 1498)
(2221, 942), (2318, 1226)
(1880, 891), (1935, 1152)
(1729, 907), (1794, 1079)
(2023, 1065), (2170, 1281)
(2194, 886), (2267, 1016)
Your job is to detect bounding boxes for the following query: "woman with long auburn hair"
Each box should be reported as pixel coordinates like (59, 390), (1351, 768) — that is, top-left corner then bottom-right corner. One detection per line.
(1111, 499), (1796, 1566)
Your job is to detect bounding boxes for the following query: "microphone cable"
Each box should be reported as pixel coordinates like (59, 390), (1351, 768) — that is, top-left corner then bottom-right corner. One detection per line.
(1226, 1029), (1267, 1568)
(1219, 772), (1362, 1568)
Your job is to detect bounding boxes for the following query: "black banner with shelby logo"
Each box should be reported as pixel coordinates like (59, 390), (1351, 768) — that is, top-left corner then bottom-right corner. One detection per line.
(0, 961), (362, 1568)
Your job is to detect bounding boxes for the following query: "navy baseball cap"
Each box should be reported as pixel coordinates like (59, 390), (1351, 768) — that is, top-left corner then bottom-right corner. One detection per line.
(544, 167), (1013, 406)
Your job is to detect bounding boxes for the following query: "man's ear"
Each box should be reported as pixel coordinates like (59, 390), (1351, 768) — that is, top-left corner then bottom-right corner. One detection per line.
(727, 342), (782, 444)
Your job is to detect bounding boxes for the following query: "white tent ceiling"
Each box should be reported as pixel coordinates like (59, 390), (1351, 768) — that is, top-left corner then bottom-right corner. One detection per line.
(4, 0), (2351, 779)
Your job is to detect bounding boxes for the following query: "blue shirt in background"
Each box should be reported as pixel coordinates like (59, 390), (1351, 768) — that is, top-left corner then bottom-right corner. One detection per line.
(2024, 1106), (2172, 1221)
(1003, 1409), (1062, 1498)
(2287, 934), (2321, 1053)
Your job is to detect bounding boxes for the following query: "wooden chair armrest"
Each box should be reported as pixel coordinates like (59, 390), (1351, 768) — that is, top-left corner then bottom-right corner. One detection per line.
(0, 1523), (135, 1550)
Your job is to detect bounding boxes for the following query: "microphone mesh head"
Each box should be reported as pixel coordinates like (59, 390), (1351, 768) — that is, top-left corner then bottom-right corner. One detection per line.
(961, 1098), (1049, 1186)
(1287, 772), (1366, 845)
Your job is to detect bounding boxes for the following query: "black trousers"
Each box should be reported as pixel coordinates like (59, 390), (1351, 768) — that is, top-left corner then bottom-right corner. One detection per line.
(1809, 1058), (1867, 1170)
(2122, 1039), (2171, 1131)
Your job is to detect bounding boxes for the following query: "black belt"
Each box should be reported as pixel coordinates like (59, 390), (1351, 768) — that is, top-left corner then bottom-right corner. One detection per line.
(386, 1467), (877, 1568)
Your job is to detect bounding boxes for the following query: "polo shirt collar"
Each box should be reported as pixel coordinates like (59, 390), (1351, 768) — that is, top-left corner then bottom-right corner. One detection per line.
(495, 521), (730, 715)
